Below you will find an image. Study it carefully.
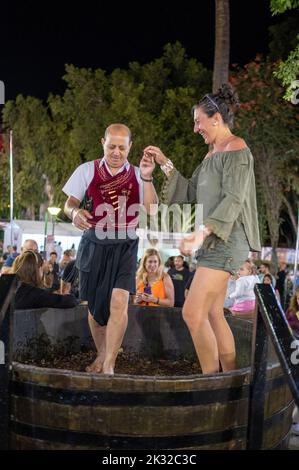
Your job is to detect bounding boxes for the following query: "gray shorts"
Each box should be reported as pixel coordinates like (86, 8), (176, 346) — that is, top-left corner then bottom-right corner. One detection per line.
(196, 221), (250, 275)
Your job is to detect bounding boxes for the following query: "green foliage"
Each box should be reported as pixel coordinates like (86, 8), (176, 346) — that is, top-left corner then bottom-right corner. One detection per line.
(1, 42), (212, 218)
(270, 0), (299, 14)
(268, 16), (299, 60)
(270, 0), (299, 100)
(231, 59), (299, 247)
(274, 43), (299, 100)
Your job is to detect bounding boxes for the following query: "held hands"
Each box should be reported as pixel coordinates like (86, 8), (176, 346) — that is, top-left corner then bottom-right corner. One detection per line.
(143, 146), (168, 166)
(72, 208), (93, 231)
(140, 152), (155, 179)
(179, 231), (204, 257)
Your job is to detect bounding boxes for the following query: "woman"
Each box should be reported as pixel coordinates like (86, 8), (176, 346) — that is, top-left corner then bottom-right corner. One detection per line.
(144, 84), (261, 374)
(135, 249), (174, 307)
(285, 287), (299, 338)
(11, 250), (78, 309)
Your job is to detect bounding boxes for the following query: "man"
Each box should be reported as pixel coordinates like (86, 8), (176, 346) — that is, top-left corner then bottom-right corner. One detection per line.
(168, 255), (191, 307)
(258, 262), (276, 286)
(1, 239), (38, 274)
(49, 251), (60, 275)
(63, 123), (158, 374)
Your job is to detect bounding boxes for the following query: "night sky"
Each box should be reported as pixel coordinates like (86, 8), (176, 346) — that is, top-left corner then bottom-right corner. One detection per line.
(2, 1), (275, 101)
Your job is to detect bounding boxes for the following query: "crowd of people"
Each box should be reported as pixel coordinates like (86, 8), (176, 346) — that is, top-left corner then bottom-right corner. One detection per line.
(0, 239), (79, 309)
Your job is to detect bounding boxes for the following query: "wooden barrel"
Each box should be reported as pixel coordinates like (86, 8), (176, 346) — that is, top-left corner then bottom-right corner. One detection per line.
(10, 306), (293, 450)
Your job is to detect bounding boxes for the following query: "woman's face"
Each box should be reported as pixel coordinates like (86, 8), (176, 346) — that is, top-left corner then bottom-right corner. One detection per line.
(193, 107), (218, 145)
(145, 255), (159, 274)
(263, 276), (272, 285)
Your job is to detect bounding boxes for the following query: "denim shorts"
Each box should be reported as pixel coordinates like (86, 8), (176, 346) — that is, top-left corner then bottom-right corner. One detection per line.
(196, 221), (250, 275)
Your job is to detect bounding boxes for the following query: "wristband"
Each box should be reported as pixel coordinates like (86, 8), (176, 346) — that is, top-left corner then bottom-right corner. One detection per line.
(140, 176), (153, 182)
(71, 207), (79, 221)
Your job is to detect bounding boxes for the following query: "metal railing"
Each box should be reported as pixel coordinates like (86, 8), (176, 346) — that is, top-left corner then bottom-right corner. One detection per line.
(247, 283), (299, 449)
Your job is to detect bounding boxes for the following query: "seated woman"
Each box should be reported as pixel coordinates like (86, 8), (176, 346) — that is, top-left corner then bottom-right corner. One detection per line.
(228, 260), (259, 318)
(135, 248), (174, 307)
(11, 250), (78, 309)
(286, 287), (299, 339)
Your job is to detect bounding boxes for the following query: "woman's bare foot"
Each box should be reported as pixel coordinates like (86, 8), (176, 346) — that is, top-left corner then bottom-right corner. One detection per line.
(85, 356), (104, 373)
(102, 361), (114, 375)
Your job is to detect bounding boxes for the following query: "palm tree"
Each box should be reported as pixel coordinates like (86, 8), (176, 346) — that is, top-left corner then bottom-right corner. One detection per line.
(213, 0), (230, 93)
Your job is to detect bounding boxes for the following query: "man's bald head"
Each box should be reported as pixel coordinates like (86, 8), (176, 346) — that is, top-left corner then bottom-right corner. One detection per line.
(104, 124), (132, 142)
(22, 239), (39, 253)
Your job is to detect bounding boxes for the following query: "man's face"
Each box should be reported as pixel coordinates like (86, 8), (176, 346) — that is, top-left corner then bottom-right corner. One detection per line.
(102, 132), (132, 169)
(50, 254), (57, 263)
(174, 256), (184, 269)
(23, 240), (38, 253)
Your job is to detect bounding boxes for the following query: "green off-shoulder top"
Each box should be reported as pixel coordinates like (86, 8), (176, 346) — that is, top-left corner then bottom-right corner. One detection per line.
(163, 147), (261, 252)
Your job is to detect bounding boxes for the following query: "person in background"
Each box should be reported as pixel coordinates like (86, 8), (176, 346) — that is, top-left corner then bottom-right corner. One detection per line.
(167, 255), (191, 307)
(276, 262), (288, 309)
(49, 251), (60, 275)
(59, 249), (73, 276)
(11, 250), (78, 310)
(229, 260), (259, 317)
(285, 287), (299, 338)
(1, 245), (19, 273)
(60, 259), (79, 298)
(258, 262), (276, 286)
(223, 275), (237, 309)
(263, 273), (281, 303)
(164, 256), (175, 272)
(135, 249), (174, 307)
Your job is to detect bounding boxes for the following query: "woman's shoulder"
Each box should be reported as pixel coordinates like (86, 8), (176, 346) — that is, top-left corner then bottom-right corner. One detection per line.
(162, 272), (172, 282)
(225, 136), (247, 152)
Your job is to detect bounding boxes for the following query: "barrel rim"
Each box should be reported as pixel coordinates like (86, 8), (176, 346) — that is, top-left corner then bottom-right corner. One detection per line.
(12, 360), (280, 382)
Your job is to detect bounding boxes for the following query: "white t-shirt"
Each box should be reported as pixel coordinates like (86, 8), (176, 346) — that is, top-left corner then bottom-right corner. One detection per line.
(229, 275), (259, 303)
(62, 158), (144, 203)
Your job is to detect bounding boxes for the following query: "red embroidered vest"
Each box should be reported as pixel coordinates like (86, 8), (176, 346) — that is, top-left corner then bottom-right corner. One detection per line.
(86, 160), (140, 231)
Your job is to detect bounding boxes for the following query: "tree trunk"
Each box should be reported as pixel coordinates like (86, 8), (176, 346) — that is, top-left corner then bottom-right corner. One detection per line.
(256, 147), (283, 274)
(282, 194), (297, 236)
(213, 0), (230, 93)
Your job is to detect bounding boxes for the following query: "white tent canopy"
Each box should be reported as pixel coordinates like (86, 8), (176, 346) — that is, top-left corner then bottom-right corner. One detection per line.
(3, 219), (82, 254)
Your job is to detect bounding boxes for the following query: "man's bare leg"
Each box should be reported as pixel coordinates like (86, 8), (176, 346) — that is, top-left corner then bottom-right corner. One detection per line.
(102, 288), (129, 375)
(86, 311), (106, 372)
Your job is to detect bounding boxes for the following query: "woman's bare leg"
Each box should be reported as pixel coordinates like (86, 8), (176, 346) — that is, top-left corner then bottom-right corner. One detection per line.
(182, 267), (230, 374)
(209, 286), (236, 372)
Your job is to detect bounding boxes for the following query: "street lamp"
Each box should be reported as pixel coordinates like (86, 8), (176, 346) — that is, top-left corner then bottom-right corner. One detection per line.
(47, 206), (61, 236)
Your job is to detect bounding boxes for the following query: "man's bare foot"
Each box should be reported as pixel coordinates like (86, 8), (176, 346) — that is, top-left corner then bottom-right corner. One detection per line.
(85, 356), (104, 373)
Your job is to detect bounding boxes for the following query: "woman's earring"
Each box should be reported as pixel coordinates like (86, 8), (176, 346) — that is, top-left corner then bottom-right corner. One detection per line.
(213, 122), (217, 126)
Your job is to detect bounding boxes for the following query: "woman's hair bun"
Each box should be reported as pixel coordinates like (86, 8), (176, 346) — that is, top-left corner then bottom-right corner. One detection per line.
(216, 83), (240, 108)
